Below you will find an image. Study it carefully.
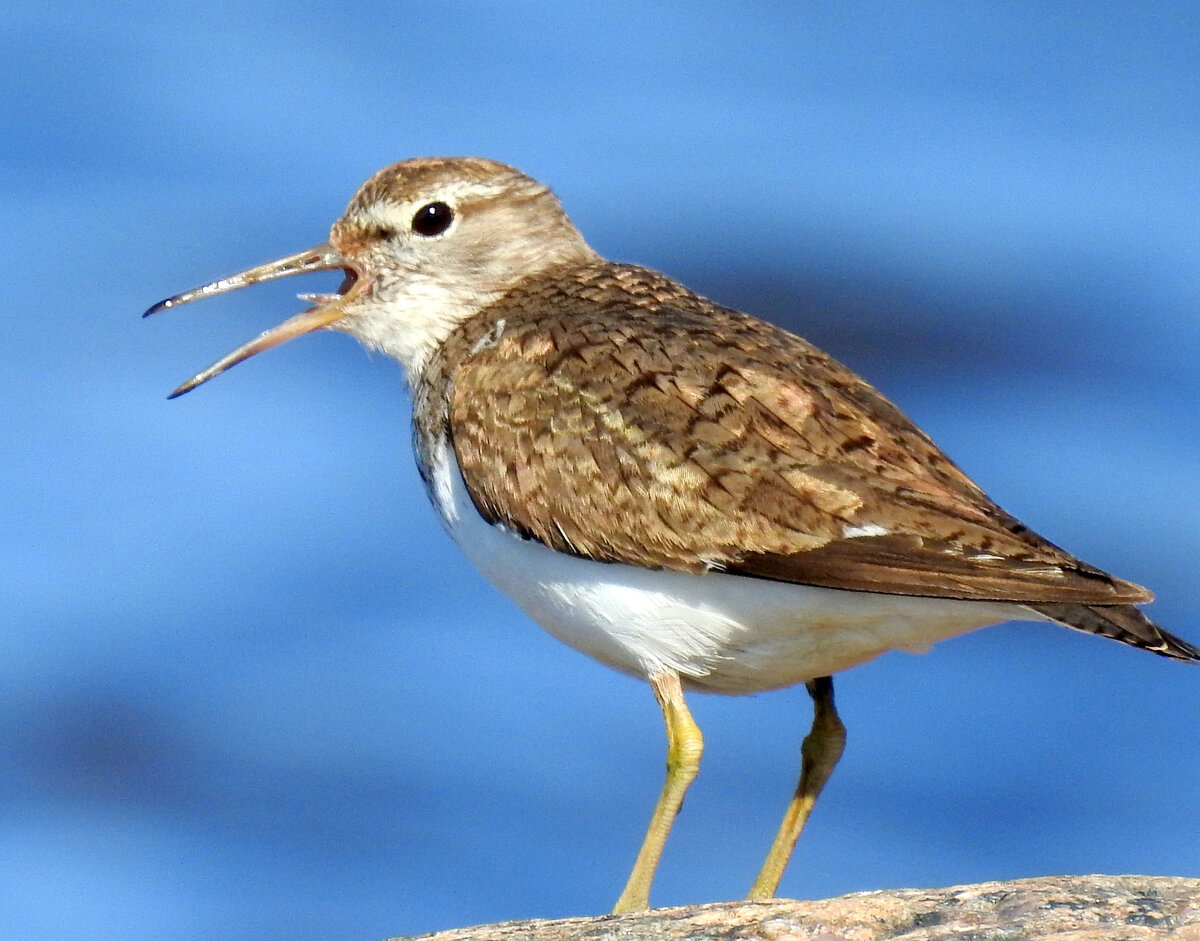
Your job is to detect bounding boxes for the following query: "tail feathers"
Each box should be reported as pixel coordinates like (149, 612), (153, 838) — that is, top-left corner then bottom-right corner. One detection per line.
(1029, 602), (1200, 663)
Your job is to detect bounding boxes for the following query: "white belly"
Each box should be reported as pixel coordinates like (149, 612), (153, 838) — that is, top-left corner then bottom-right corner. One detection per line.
(426, 440), (1032, 694)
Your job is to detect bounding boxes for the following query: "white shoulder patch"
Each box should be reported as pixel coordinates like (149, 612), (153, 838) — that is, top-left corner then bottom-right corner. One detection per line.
(842, 523), (890, 538)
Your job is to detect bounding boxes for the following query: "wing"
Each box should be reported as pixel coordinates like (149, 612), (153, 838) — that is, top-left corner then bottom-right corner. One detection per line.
(431, 263), (1150, 606)
(1029, 602), (1198, 662)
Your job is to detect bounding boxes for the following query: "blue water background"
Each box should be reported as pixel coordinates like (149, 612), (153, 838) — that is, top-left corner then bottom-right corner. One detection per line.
(2, 4), (1198, 940)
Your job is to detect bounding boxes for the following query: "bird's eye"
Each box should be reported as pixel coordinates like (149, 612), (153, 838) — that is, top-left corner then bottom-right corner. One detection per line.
(411, 201), (454, 237)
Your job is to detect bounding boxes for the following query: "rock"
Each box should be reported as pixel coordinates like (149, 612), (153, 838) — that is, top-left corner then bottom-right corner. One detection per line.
(389, 875), (1200, 941)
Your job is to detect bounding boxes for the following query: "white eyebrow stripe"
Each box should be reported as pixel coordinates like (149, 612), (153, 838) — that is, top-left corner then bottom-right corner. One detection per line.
(362, 178), (551, 232)
(399, 178), (549, 206)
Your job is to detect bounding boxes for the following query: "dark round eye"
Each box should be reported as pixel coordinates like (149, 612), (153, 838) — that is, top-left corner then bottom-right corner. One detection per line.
(411, 201), (454, 237)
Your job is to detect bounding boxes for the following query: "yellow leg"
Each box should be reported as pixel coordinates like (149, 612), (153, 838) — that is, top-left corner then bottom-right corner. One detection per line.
(748, 676), (845, 900)
(612, 671), (703, 913)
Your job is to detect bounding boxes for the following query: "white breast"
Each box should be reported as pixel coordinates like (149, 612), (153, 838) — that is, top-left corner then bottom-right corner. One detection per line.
(425, 439), (1033, 694)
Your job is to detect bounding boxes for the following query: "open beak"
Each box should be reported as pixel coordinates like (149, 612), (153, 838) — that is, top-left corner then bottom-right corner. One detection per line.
(144, 243), (365, 398)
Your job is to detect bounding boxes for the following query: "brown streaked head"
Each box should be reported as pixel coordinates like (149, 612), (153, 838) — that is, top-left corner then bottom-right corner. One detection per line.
(145, 157), (598, 396)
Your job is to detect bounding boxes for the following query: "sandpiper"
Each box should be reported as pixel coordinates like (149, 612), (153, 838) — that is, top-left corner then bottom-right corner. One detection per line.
(146, 157), (1198, 912)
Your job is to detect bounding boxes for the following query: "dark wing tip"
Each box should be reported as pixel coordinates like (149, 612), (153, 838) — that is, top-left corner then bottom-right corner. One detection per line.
(1030, 602), (1200, 663)
(1163, 634), (1200, 662)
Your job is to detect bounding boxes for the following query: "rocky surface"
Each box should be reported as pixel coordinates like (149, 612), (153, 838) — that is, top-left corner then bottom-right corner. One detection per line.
(390, 875), (1200, 941)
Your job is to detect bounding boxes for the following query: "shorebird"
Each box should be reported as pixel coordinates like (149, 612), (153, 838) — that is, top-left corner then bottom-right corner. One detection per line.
(146, 157), (1198, 912)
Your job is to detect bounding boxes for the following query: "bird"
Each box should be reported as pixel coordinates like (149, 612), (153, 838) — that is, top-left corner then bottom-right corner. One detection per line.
(145, 156), (1198, 913)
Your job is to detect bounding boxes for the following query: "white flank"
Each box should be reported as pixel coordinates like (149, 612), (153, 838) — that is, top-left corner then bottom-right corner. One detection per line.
(427, 440), (1032, 694)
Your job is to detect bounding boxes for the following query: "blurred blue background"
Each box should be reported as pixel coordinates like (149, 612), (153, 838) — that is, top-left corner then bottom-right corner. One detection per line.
(2, 3), (1198, 940)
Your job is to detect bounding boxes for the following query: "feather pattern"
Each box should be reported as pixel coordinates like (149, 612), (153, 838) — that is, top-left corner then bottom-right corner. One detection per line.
(410, 261), (1195, 661)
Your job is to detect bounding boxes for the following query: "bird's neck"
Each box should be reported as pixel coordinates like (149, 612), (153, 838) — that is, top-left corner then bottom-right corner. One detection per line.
(338, 252), (603, 382)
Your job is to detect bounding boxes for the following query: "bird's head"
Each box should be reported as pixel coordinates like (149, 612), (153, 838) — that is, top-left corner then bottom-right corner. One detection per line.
(146, 157), (596, 396)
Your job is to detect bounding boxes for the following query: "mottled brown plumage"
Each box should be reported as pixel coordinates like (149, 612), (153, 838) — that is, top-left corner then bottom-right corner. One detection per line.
(414, 261), (1192, 659)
